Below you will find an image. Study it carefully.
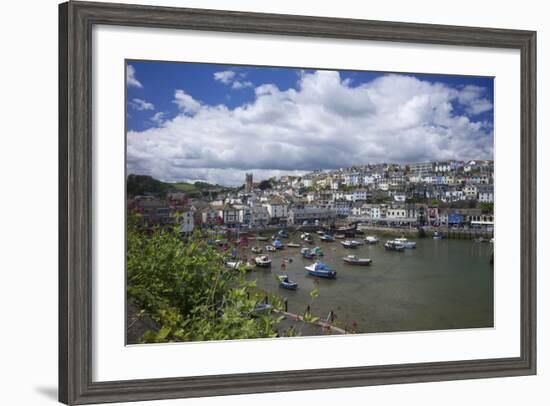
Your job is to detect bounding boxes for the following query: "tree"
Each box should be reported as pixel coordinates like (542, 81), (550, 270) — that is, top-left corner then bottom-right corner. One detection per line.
(126, 212), (282, 343)
(479, 202), (494, 214)
(258, 180), (272, 191)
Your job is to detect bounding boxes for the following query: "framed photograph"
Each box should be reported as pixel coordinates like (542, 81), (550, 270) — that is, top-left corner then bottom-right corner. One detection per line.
(59, 1), (536, 404)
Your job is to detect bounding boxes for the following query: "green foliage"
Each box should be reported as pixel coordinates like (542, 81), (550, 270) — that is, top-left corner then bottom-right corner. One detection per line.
(127, 212), (280, 343)
(479, 202), (494, 214)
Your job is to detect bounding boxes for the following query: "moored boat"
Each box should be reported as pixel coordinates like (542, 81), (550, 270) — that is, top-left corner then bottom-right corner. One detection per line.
(278, 275), (298, 290)
(343, 254), (372, 266)
(273, 239), (284, 249)
(301, 233), (314, 243)
(384, 240), (405, 251)
(305, 261), (337, 279)
(300, 247), (315, 259)
(320, 234), (335, 242)
(394, 237), (416, 248)
(286, 242), (301, 248)
(225, 261), (242, 269)
(433, 231), (444, 240)
(312, 246), (324, 256)
(335, 233), (346, 239)
(365, 235), (380, 244)
(256, 236), (269, 241)
(251, 246), (262, 254)
(255, 255), (272, 267)
(277, 229), (289, 238)
(341, 240), (361, 248)
(265, 245), (276, 252)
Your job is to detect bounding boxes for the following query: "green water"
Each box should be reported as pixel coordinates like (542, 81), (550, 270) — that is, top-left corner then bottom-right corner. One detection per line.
(246, 237), (494, 334)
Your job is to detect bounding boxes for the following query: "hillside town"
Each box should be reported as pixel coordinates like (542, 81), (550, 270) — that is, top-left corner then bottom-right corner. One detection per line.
(127, 159), (494, 235)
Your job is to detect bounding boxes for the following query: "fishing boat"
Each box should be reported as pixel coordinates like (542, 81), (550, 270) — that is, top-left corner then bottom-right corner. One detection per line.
(255, 255), (272, 267)
(433, 231), (444, 240)
(343, 254), (372, 266)
(384, 240), (405, 251)
(320, 234), (335, 242)
(312, 246), (324, 256)
(474, 237), (489, 243)
(272, 239), (285, 250)
(265, 245), (276, 252)
(277, 229), (289, 238)
(251, 246), (262, 254)
(341, 240), (361, 248)
(286, 242), (301, 248)
(301, 233), (314, 243)
(305, 261), (337, 279)
(301, 247), (315, 259)
(225, 261), (242, 269)
(278, 275), (298, 290)
(365, 235), (380, 244)
(394, 237), (416, 249)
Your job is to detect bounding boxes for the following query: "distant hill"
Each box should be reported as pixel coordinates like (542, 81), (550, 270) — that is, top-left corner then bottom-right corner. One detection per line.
(127, 174), (231, 197)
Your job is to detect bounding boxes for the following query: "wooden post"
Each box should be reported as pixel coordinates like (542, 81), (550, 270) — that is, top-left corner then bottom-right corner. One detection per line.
(284, 299), (288, 312)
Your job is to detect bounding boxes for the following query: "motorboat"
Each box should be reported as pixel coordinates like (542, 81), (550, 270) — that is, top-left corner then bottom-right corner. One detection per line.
(341, 240), (361, 248)
(301, 233), (314, 243)
(320, 234), (335, 242)
(365, 235), (380, 244)
(225, 261), (242, 269)
(265, 245), (276, 252)
(255, 255), (272, 267)
(343, 255), (372, 266)
(251, 246), (262, 254)
(278, 275), (298, 290)
(305, 261), (337, 279)
(277, 229), (289, 238)
(312, 246), (324, 256)
(394, 237), (416, 249)
(301, 247), (315, 259)
(272, 239), (285, 249)
(384, 240), (405, 251)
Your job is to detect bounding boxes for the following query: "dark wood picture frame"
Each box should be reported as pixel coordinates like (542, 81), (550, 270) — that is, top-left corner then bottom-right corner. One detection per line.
(59, 1), (537, 404)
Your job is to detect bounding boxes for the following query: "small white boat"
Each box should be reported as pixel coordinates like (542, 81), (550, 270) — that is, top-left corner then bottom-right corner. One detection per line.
(394, 237), (416, 249)
(251, 246), (262, 254)
(433, 231), (444, 240)
(384, 240), (405, 251)
(265, 245), (276, 252)
(335, 233), (346, 239)
(286, 242), (301, 248)
(341, 240), (361, 248)
(316, 230), (325, 235)
(255, 255), (272, 267)
(225, 261), (242, 269)
(320, 234), (335, 242)
(343, 255), (372, 266)
(365, 235), (380, 244)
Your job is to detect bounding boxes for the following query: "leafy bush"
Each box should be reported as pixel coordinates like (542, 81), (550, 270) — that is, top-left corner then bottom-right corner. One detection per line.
(127, 212), (282, 343)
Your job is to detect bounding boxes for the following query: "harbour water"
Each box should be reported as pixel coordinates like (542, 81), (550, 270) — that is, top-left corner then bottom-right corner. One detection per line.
(246, 235), (494, 334)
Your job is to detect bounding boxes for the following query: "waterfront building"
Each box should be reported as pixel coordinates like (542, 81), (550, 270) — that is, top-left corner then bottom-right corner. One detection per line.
(287, 207), (336, 225)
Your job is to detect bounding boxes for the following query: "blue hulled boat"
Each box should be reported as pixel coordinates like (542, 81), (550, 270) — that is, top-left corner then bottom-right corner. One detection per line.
(305, 261), (337, 279)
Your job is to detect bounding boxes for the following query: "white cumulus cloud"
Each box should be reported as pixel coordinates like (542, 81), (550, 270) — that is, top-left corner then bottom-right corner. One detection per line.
(129, 98), (154, 111)
(127, 70), (493, 186)
(126, 65), (143, 88)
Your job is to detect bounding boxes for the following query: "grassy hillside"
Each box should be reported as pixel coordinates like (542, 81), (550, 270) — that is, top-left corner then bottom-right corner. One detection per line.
(127, 174), (233, 197)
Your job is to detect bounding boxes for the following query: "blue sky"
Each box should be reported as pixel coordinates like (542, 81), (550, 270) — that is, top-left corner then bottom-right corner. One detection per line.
(126, 60), (494, 186)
